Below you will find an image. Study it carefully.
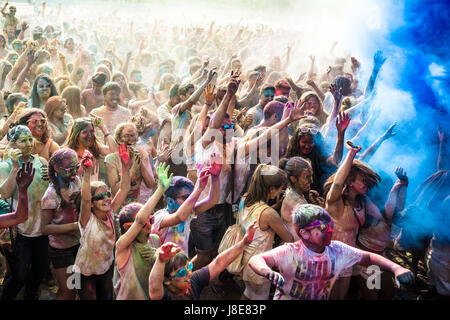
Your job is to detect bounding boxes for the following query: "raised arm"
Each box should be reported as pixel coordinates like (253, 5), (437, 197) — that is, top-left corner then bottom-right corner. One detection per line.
(384, 168), (408, 222)
(364, 50), (386, 98)
(159, 168), (210, 229)
(325, 112), (351, 167)
(322, 83), (343, 138)
(13, 50), (36, 93)
(438, 126), (448, 170)
(305, 79), (325, 101)
(79, 160), (93, 229)
(358, 122), (396, 163)
(111, 144), (132, 213)
(176, 68), (216, 115)
(0, 162), (34, 228)
(237, 73), (263, 109)
(116, 163), (172, 253)
(193, 160), (221, 214)
(0, 150), (22, 199)
(326, 141), (361, 204)
(90, 114), (118, 155)
(207, 221), (257, 280)
(149, 242), (181, 300)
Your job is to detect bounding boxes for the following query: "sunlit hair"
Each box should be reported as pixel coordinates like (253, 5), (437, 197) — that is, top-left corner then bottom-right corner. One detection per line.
(63, 117), (101, 158)
(0, 60), (12, 89)
(245, 164), (288, 208)
(130, 107), (159, 136)
(5, 92), (26, 115)
(158, 73), (175, 91)
(44, 96), (65, 122)
(299, 91), (329, 126)
(323, 159), (381, 202)
(61, 86), (83, 119)
(15, 108), (50, 143)
(279, 157), (312, 188)
(114, 122), (137, 144)
(55, 78), (71, 95)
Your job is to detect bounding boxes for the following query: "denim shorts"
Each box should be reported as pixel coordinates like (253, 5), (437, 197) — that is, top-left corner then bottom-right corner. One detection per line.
(48, 244), (80, 269)
(190, 204), (230, 253)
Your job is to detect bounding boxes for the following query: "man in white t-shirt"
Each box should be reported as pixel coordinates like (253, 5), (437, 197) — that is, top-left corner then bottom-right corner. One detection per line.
(248, 204), (415, 300)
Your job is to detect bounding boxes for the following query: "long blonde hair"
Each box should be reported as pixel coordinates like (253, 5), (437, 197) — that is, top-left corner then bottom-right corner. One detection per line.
(300, 91), (329, 126)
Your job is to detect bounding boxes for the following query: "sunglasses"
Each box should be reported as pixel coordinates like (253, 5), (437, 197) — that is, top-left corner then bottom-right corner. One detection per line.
(60, 163), (80, 174)
(299, 126), (319, 135)
(27, 119), (47, 125)
(169, 261), (193, 279)
(222, 123), (235, 130)
(123, 216), (154, 230)
(92, 191), (112, 201)
(303, 221), (334, 232)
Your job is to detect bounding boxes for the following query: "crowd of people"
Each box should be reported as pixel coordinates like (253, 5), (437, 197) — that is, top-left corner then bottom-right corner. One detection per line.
(0, 1), (448, 301)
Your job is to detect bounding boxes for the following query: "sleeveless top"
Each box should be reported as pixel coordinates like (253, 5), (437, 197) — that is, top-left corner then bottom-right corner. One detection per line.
(239, 200), (275, 285)
(74, 210), (115, 276)
(281, 188), (308, 241)
(114, 243), (156, 300)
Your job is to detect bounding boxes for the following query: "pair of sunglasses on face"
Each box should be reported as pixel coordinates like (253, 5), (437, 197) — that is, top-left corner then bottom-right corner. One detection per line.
(122, 216), (154, 230)
(60, 163), (80, 174)
(92, 191), (112, 201)
(303, 220), (334, 232)
(222, 123), (235, 130)
(169, 261), (194, 279)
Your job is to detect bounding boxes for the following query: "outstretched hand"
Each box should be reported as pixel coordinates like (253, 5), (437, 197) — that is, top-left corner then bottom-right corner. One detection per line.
(81, 150), (93, 168)
(373, 50), (387, 70)
(329, 83), (343, 104)
(382, 122), (397, 140)
(336, 112), (351, 134)
(226, 71), (241, 96)
(119, 144), (130, 166)
(157, 162), (173, 190)
(394, 267), (414, 288)
(16, 162), (35, 191)
(158, 242), (181, 263)
(395, 167), (408, 184)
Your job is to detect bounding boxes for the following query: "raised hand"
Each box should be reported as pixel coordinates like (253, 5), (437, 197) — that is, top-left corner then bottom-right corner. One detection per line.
(208, 153), (222, 176)
(226, 71), (241, 95)
(382, 122), (397, 141)
(395, 167), (408, 184)
(130, 151), (141, 177)
(336, 112), (351, 134)
(346, 140), (361, 154)
(288, 100), (307, 122)
(204, 84), (216, 105)
(27, 49), (37, 66)
(373, 50), (387, 70)
(119, 144), (130, 166)
(16, 162), (35, 191)
(438, 125), (445, 143)
(306, 79), (315, 87)
(329, 83), (343, 104)
(243, 220), (257, 245)
(156, 162), (173, 190)
(197, 167), (211, 190)
(206, 67), (217, 84)
(89, 113), (104, 128)
(81, 149), (93, 168)
(158, 242), (181, 262)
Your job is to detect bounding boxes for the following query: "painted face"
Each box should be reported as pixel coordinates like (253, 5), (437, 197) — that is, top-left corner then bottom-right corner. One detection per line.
(104, 89), (120, 108)
(305, 96), (320, 115)
(92, 186), (112, 212)
(120, 126), (138, 146)
(167, 187), (191, 212)
(21, 82), (31, 96)
(168, 260), (193, 293)
(260, 89), (274, 107)
(276, 87), (290, 98)
(299, 135), (315, 155)
(27, 113), (47, 137)
(12, 131), (34, 156)
(13, 43), (23, 53)
(56, 155), (79, 182)
(350, 173), (369, 195)
(37, 78), (51, 98)
(78, 124), (95, 148)
(65, 40), (75, 51)
(54, 100), (67, 119)
(179, 88), (195, 102)
(9, 54), (18, 66)
(294, 168), (313, 192)
(302, 219), (334, 247)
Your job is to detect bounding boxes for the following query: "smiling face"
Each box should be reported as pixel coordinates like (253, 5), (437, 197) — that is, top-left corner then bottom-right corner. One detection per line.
(12, 131), (34, 156)
(104, 89), (120, 108)
(92, 186), (112, 213)
(78, 123), (95, 148)
(304, 96), (320, 115)
(37, 78), (51, 99)
(166, 259), (193, 294)
(299, 134), (315, 155)
(56, 155), (79, 182)
(260, 89), (274, 107)
(119, 125), (138, 146)
(27, 113), (47, 137)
